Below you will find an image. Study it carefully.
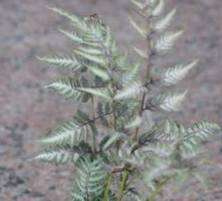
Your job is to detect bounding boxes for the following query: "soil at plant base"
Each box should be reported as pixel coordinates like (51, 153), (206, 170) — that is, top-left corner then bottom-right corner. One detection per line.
(0, 0), (222, 200)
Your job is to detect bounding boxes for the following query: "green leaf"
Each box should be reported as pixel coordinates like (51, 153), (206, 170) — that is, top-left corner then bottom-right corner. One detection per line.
(185, 121), (221, 142)
(72, 157), (106, 200)
(152, 0), (165, 17)
(128, 16), (147, 38)
(59, 29), (84, 44)
(46, 77), (91, 102)
(122, 63), (141, 85)
(38, 56), (81, 70)
(102, 132), (126, 151)
(40, 120), (89, 148)
(114, 82), (144, 100)
(74, 48), (107, 66)
(131, 0), (144, 10)
(78, 87), (112, 100)
(153, 8), (176, 32)
(74, 110), (91, 125)
(35, 150), (79, 164)
(86, 64), (110, 81)
(134, 47), (148, 59)
(48, 7), (87, 31)
(161, 60), (198, 86)
(155, 30), (184, 53)
(150, 91), (187, 112)
(97, 102), (112, 126)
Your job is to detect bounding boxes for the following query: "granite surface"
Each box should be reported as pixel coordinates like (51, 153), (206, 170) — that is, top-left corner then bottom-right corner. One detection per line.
(0, 0), (222, 200)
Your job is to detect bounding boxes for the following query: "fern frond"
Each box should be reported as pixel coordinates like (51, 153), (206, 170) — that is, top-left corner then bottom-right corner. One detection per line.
(185, 121), (221, 142)
(48, 7), (87, 31)
(134, 47), (148, 59)
(151, 91), (187, 112)
(46, 77), (90, 102)
(152, 0), (165, 17)
(86, 64), (110, 81)
(157, 120), (185, 142)
(122, 63), (140, 85)
(35, 150), (79, 164)
(40, 120), (89, 148)
(131, 0), (144, 10)
(128, 16), (147, 38)
(153, 8), (176, 32)
(155, 30), (183, 53)
(74, 48), (107, 66)
(59, 29), (84, 44)
(102, 132), (127, 151)
(125, 116), (142, 129)
(118, 143), (147, 166)
(161, 60), (198, 86)
(38, 56), (81, 70)
(78, 87), (112, 100)
(115, 82), (144, 100)
(174, 122), (221, 158)
(97, 102), (112, 126)
(72, 158), (106, 200)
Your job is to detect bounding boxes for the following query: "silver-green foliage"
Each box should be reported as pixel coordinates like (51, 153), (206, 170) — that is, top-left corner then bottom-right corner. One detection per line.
(36, 1), (221, 201)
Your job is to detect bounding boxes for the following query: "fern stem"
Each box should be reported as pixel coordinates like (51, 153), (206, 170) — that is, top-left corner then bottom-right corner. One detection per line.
(117, 170), (129, 201)
(91, 97), (96, 153)
(133, 31), (154, 141)
(103, 174), (112, 201)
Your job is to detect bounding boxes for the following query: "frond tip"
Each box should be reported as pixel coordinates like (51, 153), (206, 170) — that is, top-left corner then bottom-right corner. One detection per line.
(153, 8), (176, 32)
(40, 120), (89, 148)
(152, 0), (165, 17)
(155, 30), (184, 53)
(114, 82), (144, 100)
(37, 56), (81, 70)
(35, 150), (79, 164)
(150, 91), (188, 112)
(46, 77), (90, 102)
(162, 60), (199, 86)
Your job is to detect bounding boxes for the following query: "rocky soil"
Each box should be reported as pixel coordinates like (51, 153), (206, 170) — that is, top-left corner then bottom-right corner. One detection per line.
(0, 0), (222, 200)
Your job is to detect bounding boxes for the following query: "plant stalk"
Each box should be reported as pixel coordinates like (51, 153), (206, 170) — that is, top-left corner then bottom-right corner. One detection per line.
(117, 169), (129, 201)
(103, 174), (112, 201)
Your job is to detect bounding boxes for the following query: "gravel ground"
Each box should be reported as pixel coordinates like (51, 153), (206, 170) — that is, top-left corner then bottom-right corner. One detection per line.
(0, 0), (222, 200)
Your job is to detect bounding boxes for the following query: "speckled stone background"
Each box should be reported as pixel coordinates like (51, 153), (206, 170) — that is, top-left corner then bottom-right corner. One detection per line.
(0, 0), (222, 200)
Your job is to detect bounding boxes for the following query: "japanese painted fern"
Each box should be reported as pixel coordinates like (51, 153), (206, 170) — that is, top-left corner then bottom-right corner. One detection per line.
(36, 1), (221, 201)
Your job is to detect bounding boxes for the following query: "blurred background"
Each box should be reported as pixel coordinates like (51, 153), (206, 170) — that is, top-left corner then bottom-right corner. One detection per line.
(0, 0), (222, 200)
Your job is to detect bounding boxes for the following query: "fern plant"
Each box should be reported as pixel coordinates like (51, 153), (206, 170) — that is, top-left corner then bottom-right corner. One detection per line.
(36, 1), (221, 200)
